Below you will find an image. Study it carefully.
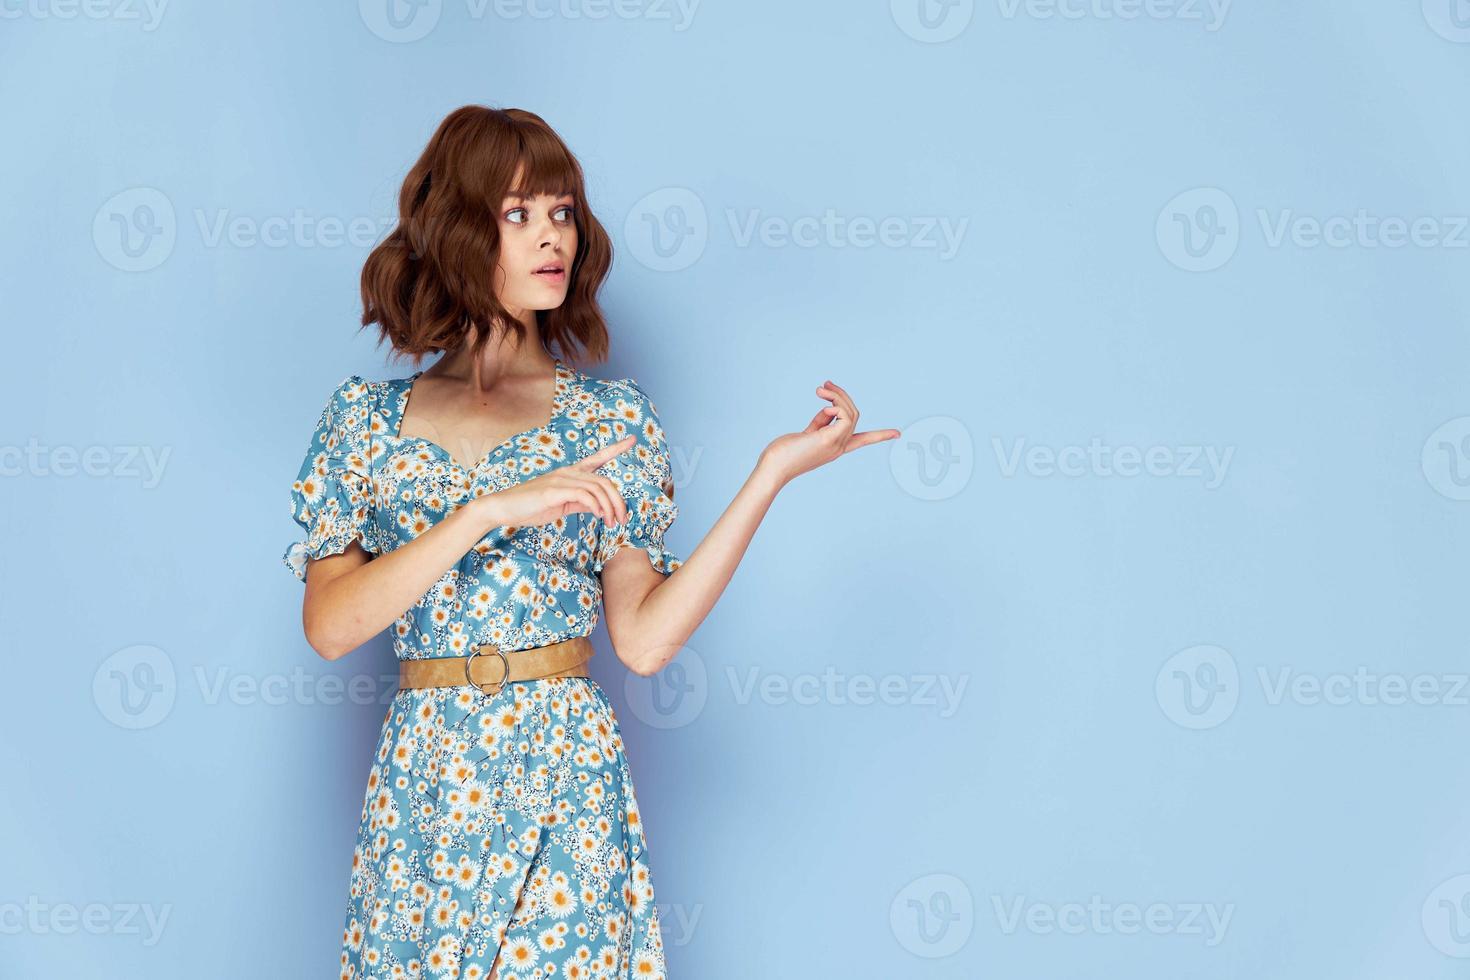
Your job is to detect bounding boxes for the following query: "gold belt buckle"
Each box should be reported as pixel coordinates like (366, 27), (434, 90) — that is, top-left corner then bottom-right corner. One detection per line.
(464, 644), (511, 696)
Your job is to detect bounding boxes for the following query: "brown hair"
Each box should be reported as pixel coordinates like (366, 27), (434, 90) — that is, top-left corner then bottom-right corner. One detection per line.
(361, 105), (614, 366)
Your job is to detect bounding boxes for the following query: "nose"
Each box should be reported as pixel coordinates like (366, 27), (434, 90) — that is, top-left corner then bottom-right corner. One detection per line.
(536, 213), (563, 250)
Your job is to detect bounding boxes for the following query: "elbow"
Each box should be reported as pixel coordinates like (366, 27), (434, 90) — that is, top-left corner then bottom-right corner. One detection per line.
(628, 657), (660, 678)
(612, 640), (660, 678)
(302, 612), (353, 662)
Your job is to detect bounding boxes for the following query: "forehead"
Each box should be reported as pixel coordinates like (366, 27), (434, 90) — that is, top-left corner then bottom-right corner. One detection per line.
(503, 189), (574, 201)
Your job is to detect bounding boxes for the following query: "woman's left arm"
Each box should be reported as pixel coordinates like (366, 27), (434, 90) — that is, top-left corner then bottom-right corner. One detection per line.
(601, 378), (900, 676)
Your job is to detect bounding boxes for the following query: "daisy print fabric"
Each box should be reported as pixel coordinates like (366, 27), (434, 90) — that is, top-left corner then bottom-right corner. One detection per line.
(283, 357), (680, 979)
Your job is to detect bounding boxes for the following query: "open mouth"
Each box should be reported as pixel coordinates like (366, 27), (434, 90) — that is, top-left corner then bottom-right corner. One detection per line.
(533, 263), (566, 282)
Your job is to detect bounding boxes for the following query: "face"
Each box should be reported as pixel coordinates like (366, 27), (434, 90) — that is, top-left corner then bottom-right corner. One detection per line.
(492, 181), (578, 323)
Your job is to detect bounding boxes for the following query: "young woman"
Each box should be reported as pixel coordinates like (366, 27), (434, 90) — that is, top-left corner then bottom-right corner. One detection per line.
(284, 105), (898, 980)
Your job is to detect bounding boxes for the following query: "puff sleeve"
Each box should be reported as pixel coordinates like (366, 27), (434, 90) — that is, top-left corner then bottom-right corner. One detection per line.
(282, 375), (380, 582)
(590, 379), (685, 577)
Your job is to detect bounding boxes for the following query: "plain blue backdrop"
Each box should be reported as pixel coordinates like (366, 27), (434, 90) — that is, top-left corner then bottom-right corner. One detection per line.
(3, 0), (1469, 976)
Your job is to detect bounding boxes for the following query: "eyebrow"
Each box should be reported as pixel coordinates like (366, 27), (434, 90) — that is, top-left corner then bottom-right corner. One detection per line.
(505, 191), (575, 201)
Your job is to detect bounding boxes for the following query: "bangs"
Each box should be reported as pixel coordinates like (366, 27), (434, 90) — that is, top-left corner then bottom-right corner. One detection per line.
(506, 130), (581, 201)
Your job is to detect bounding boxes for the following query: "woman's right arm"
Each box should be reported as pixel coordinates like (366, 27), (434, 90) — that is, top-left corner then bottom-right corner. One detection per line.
(299, 435), (637, 660)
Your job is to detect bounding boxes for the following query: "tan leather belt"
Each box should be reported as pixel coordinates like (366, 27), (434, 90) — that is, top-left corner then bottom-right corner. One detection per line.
(398, 636), (594, 697)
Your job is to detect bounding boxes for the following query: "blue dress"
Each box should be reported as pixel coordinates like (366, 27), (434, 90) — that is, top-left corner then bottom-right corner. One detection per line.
(284, 357), (680, 979)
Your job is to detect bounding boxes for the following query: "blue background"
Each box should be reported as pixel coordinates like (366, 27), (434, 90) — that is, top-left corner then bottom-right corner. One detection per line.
(3, 0), (1469, 976)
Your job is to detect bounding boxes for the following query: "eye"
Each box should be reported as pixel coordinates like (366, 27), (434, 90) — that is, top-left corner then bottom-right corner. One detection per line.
(555, 204), (576, 223)
(505, 207), (528, 225)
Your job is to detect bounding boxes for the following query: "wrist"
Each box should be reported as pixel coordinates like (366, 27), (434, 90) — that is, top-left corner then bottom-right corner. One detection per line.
(750, 456), (790, 495)
(466, 492), (504, 530)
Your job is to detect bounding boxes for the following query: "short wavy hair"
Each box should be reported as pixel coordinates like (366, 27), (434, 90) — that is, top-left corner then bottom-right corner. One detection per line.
(361, 105), (614, 366)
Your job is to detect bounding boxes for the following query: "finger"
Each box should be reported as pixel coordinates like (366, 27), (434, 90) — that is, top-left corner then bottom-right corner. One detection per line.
(816, 383), (856, 422)
(840, 428), (902, 453)
(820, 396), (855, 432)
(803, 405), (839, 433)
(599, 477), (630, 526)
(561, 487), (608, 525)
(580, 472), (627, 526)
(572, 434), (637, 471)
(561, 470), (626, 526)
(819, 380), (858, 423)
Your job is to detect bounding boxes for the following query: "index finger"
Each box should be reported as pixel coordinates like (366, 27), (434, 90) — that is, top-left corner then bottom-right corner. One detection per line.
(571, 434), (637, 470)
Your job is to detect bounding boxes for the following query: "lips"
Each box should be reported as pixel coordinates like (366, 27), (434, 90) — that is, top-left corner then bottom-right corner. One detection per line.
(533, 263), (567, 284)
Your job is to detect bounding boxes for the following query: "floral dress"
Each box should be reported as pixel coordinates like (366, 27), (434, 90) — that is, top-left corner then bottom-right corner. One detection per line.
(283, 357), (681, 980)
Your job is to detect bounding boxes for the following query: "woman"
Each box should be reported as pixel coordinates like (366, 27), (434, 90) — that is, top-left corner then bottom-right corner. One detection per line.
(284, 105), (898, 980)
